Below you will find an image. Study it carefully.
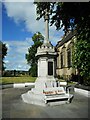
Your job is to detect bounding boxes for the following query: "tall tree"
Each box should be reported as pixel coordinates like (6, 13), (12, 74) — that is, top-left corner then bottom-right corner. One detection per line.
(34, 2), (90, 32)
(26, 32), (44, 77)
(34, 2), (90, 85)
(0, 41), (7, 76)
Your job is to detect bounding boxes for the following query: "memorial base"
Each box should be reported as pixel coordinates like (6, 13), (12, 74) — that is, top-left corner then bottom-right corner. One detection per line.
(21, 90), (73, 106)
(21, 77), (73, 106)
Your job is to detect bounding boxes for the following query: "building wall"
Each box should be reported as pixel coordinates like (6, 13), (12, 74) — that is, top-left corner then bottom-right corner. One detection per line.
(56, 35), (77, 80)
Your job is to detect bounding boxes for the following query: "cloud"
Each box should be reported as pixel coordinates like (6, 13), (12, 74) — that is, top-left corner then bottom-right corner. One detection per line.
(3, 2), (44, 33)
(17, 64), (22, 68)
(4, 60), (9, 63)
(3, 38), (33, 70)
(2, 0), (34, 2)
(5, 43), (10, 52)
(3, 1), (64, 70)
(3, 1), (64, 46)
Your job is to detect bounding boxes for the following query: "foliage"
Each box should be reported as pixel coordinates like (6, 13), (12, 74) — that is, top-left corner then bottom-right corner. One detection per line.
(29, 63), (37, 77)
(26, 32), (44, 77)
(73, 40), (90, 85)
(34, 2), (90, 32)
(0, 41), (7, 76)
(34, 2), (90, 85)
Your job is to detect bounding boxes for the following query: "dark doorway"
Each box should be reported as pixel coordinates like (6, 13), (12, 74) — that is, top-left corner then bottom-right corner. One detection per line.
(48, 62), (53, 75)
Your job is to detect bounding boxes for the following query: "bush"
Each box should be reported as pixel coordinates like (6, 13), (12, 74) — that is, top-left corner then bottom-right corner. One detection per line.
(57, 75), (63, 79)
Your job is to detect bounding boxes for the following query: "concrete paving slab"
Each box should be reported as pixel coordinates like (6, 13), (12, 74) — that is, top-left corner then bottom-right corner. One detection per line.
(1, 87), (89, 118)
(75, 88), (89, 97)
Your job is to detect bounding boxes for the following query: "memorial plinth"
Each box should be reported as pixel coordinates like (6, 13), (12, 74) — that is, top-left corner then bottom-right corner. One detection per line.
(21, 9), (73, 106)
(21, 39), (73, 106)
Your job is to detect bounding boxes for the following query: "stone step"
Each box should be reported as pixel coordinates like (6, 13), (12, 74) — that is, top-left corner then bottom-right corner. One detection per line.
(47, 101), (68, 106)
(21, 92), (46, 106)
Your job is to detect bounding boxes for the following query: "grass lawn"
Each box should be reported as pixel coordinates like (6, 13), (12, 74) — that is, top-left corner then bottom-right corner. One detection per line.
(0, 76), (77, 86)
(1, 76), (36, 84)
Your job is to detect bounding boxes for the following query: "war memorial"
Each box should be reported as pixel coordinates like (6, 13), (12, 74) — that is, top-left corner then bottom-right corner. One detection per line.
(21, 9), (73, 106)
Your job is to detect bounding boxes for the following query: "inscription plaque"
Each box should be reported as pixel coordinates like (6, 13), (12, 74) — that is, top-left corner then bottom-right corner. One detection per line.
(48, 62), (53, 75)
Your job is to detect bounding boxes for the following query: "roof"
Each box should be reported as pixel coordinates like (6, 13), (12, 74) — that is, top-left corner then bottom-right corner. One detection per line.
(56, 30), (76, 48)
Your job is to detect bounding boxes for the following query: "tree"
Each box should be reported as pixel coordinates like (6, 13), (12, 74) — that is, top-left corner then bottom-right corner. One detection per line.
(34, 2), (90, 32)
(34, 2), (90, 85)
(26, 32), (44, 77)
(14, 70), (16, 77)
(0, 41), (7, 76)
(73, 38), (90, 85)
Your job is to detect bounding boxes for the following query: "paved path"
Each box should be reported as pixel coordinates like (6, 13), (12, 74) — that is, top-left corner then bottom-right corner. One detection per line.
(1, 87), (89, 118)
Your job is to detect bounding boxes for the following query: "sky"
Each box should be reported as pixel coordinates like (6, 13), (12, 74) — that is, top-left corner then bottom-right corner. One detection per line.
(2, 0), (64, 71)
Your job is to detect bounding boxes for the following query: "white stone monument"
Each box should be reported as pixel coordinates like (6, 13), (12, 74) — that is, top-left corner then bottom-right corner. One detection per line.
(21, 9), (73, 106)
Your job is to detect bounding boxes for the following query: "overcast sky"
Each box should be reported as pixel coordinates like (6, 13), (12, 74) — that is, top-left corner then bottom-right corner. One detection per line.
(2, 0), (64, 71)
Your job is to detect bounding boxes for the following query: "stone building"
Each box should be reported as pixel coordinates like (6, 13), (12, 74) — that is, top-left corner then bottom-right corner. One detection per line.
(56, 31), (77, 81)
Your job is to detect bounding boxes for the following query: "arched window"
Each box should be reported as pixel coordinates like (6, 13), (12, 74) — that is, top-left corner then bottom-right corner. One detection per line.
(61, 52), (63, 68)
(60, 46), (65, 68)
(67, 42), (73, 68)
(67, 48), (71, 67)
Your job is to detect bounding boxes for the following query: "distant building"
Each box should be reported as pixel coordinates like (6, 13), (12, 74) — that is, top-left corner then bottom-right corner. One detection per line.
(56, 31), (78, 81)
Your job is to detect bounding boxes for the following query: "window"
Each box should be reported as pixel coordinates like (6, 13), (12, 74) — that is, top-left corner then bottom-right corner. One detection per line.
(61, 53), (63, 68)
(60, 46), (65, 68)
(67, 49), (72, 67)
